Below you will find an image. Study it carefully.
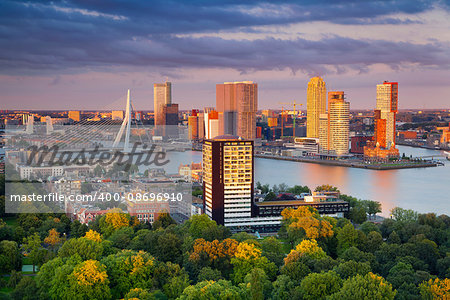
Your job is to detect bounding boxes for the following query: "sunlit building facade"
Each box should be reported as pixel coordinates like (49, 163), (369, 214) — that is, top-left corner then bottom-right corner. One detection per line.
(216, 81), (258, 140)
(307, 77), (327, 138)
(154, 81), (172, 126)
(364, 81), (400, 161)
(376, 81), (398, 148)
(202, 135), (254, 226)
(68, 111), (81, 122)
(318, 92), (349, 156)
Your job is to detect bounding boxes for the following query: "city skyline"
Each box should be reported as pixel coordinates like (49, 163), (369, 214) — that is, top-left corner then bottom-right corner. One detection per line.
(1, 1), (450, 110)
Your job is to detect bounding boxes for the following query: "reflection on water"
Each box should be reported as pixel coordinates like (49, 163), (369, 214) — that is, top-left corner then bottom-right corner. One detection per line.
(159, 146), (449, 216)
(370, 170), (397, 215)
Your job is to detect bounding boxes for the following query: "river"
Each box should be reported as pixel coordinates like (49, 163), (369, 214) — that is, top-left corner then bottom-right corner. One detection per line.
(161, 146), (449, 216)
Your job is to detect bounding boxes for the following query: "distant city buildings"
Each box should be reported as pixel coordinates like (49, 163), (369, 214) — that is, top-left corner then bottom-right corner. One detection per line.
(306, 77), (326, 138)
(441, 123), (450, 146)
(216, 81), (258, 140)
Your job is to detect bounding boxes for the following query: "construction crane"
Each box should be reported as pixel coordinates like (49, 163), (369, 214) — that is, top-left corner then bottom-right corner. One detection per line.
(278, 101), (303, 138)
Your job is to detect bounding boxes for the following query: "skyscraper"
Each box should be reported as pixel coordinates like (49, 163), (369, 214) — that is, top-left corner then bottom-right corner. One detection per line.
(319, 92), (350, 156)
(216, 81), (258, 140)
(162, 103), (178, 137)
(68, 111), (81, 122)
(154, 81), (172, 126)
(328, 92), (350, 155)
(376, 81), (398, 148)
(364, 81), (399, 161)
(202, 135), (254, 226)
(307, 77), (327, 138)
(188, 109), (204, 140)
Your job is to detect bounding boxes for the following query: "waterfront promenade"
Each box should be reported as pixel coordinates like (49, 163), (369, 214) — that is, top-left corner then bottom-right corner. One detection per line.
(254, 153), (439, 170)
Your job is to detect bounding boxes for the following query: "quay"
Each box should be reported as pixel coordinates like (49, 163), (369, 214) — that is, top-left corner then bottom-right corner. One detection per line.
(254, 154), (439, 170)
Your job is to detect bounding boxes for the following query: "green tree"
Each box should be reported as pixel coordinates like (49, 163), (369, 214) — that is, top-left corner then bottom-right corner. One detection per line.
(333, 260), (371, 279)
(11, 276), (38, 300)
(108, 226), (134, 249)
(231, 242), (277, 284)
(58, 236), (104, 261)
(178, 280), (247, 300)
(359, 221), (380, 235)
(0, 240), (22, 273)
(314, 185), (340, 193)
(337, 224), (358, 254)
(261, 236), (285, 266)
(390, 207), (418, 222)
(186, 214), (217, 240)
(21, 233), (46, 272)
(197, 267), (223, 282)
(280, 261), (311, 282)
(152, 213), (176, 229)
(299, 271), (342, 300)
(162, 271), (190, 299)
(101, 250), (155, 299)
(244, 268), (272, 300)
(264, 191), (277, 201)
(286, 185), (310, 195)
(329, 272), (396, 300)
(361, 200), (381, 219)
(7, 270), (23, 289)
(271, 275), (295, 300)
(155, 231), (183, 264)
(386, 262), (416, 295)
(349, 206), (367, 224)
(365, 231), (383, 252)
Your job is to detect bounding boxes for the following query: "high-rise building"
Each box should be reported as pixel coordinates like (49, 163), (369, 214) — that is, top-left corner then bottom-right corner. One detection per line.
(202, 135), (254, 226)
(154, 81), (172, 126)
(216, 81), (258, 140)
(376, 81), (398, 148)
(112, 110), (124, 120)
(322, 92), (350, 155)
(162, 103), (178, 137)
(188, 109), (200, 140)
(68, 111), (81, 122)
(307, 77), (327, 138)
(364, 81), (399, 161)
(204, 109), (220, 139)
(319, 113), (329, 152)
(319, 92), (350, 156)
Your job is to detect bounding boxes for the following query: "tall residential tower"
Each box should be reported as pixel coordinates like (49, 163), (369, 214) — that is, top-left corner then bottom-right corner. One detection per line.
(376, 81), (398, 148)
(307, 77), (327, 138)
(202, 135), (254, 226)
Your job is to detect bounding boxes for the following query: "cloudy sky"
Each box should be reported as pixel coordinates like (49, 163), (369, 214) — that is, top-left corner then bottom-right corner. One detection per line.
(1, 0), (449, 110)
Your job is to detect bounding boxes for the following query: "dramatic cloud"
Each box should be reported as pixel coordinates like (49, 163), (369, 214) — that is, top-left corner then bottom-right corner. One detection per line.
(0, 0), (449, 75)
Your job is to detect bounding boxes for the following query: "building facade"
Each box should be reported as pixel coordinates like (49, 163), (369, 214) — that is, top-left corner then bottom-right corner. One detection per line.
(68, 111), (81, 122)
(216, 81), (258, 140)
(306, 77), (326, 138)
(376, 81), (398, 148)
(202, 135), (254, 226)
(154, 81), (172, 126)
(364, 81), (400, 161)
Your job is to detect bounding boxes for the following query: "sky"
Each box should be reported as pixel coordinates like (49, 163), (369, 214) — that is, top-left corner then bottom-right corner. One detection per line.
(0, 0), (449, 111)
